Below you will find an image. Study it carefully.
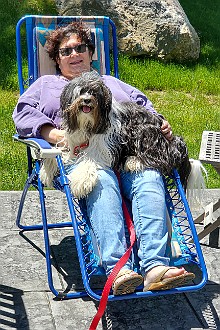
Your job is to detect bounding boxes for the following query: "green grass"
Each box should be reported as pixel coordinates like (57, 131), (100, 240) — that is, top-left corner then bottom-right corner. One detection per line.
(0, 0), (220, 190)
(116, 0), (220, 188)
(118, 56), (220, 95)
(179, 0), (220, 67)
(0, 88), (27, 190)
(0, 0), (57, 90)
(118, 56), (220, 188)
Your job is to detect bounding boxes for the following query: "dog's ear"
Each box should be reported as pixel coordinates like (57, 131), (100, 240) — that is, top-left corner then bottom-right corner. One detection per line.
(60, 84), (69, 112)
(102, 84), (112, 118)
(96, 84), (112, 133)
(60, 79), (81, 112)
(60, 83), (79, 132)
(60, 104), (77, 132)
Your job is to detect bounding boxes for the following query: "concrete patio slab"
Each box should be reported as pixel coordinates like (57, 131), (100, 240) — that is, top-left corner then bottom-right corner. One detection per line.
(0, 190), (219, 330)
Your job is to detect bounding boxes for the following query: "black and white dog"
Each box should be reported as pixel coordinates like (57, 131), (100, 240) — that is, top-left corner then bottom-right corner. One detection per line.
(40, 71), (191, 198)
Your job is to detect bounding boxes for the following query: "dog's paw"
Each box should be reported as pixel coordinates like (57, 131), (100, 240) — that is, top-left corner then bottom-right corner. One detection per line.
(68, 160), (99, 198)
(40, 168), (54, 187)
(40, 159), (58, 187)
(124, 156), (145, 172)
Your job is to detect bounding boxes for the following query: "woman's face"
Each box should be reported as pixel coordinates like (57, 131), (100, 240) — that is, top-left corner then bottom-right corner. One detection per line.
(57, 34), (93, 80)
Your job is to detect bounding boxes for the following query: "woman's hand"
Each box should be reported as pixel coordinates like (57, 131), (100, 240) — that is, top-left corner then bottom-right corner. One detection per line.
(40, 125), (67, 146)
(161, 120), (173, 141)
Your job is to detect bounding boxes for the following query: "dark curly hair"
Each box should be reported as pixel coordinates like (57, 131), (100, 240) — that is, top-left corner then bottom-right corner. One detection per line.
(46, 21), (95, 71)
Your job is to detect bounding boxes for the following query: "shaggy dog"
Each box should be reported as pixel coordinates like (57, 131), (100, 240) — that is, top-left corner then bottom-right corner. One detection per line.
(40, 71), (190, 198)
(112, 100), (190, 184)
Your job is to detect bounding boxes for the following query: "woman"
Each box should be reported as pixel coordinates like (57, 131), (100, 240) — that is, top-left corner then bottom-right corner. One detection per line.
(13, 21), (195, 295)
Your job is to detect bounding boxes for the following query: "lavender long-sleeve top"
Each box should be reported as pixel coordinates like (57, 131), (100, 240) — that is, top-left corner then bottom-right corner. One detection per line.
(13, 74), (158, 138)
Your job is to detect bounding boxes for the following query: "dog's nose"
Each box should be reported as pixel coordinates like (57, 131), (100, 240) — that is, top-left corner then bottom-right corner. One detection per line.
(83, 98), (91, 104)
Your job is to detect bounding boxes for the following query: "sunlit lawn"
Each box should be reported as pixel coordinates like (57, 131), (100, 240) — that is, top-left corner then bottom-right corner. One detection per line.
(0, 0), (219, 190)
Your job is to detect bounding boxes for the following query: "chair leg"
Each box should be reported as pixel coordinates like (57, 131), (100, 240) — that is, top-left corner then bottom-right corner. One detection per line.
(16, 171), (38, 229)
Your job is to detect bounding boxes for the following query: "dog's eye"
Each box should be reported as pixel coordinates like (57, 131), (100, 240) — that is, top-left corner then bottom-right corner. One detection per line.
(80, 89), (89, 95)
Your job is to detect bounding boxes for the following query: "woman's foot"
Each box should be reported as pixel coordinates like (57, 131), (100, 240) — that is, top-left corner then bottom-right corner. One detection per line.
(112, 269), (143, 295)
(143, 266), (195, 291)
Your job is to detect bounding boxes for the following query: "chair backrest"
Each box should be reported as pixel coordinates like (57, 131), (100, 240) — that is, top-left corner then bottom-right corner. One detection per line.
(16, 15), (119, 94)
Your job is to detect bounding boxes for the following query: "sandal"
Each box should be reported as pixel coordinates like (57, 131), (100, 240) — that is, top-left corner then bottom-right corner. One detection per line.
(112, 269), (143, 295)
(143, 266), (195, 292)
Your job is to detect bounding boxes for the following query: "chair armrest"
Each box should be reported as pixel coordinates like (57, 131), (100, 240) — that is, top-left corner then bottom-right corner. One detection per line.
(13, 134), (62, 158)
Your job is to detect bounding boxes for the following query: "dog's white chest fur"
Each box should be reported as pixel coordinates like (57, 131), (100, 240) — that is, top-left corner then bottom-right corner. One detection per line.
(40, 122), (118, 199)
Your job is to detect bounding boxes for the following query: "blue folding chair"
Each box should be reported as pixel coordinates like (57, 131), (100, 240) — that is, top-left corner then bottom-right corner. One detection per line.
(13, 15), (208, 301)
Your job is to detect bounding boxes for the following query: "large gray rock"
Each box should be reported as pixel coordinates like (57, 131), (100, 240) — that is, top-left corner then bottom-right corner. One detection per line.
(57, 0), (200, 62)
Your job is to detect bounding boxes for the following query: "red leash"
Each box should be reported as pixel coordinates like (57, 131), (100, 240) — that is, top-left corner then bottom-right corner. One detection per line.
(89, 172), (136, 330)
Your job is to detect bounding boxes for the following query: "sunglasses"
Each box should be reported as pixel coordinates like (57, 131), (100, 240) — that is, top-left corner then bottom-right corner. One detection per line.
(59, 44), (88, 56)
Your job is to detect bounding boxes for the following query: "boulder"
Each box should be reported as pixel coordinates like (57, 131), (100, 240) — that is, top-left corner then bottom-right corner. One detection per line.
(57, 0), (200, 62)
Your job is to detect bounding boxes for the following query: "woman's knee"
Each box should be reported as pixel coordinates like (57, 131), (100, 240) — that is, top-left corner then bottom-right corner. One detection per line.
(97, 169), (119, 189)
(121, 169), (165, 200)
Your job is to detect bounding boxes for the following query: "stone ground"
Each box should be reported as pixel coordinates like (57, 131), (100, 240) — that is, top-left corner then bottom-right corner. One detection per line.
(0, 189), (219, 330)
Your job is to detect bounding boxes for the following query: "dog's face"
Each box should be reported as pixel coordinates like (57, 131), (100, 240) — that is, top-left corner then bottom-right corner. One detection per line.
(60, 72), (112, 135)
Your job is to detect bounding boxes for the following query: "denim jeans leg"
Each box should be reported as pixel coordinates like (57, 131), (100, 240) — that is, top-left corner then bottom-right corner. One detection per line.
(64, 163), (132, 276)
(120, 169), (170, 275)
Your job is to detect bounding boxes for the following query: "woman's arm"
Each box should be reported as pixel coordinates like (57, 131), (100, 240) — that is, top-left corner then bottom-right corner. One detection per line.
(40, 124), (66, 145)
(12, 76), (65, 138)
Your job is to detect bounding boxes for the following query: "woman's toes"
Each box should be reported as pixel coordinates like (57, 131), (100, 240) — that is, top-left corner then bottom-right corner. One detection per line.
(143, 266), (195, 291)
(162, 266), (186, 279)
(144, 266), (185, 285)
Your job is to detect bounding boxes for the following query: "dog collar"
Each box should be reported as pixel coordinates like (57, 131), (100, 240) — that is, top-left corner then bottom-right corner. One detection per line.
(73, 142), (89, 156)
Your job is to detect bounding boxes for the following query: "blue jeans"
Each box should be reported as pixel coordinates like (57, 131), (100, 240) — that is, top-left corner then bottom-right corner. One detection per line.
(65, 163), (169, 276)
(120, 170), (170, 275)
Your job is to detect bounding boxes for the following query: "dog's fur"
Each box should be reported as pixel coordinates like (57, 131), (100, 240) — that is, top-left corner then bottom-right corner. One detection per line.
(40, 72), (121, 197)
(112, 100), (189, 182)
(40, 71), (191, 198)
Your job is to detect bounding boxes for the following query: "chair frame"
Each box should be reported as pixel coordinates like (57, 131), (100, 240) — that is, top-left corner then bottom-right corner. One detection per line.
(14, 15), (208, 301)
